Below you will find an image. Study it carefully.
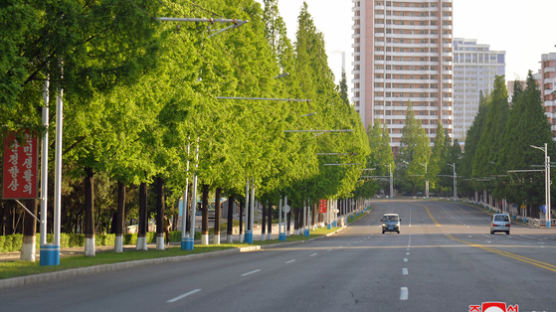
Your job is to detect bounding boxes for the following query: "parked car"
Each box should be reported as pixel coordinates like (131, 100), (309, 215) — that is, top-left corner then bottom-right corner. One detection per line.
(381, 213), (401, 234)
(490, 213), (511, 235)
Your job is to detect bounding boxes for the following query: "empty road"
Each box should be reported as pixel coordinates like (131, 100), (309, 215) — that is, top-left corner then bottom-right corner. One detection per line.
(2, 200), (555, 312)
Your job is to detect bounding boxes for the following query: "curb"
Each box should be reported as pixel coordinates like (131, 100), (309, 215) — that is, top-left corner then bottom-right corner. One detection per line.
(259, 226), (348, 250)
(0, 246), (260, 290)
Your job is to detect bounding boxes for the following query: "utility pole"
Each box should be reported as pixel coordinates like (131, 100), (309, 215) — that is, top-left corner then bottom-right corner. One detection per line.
(424, 162), (429, 199)
(530, 143), (551, 227)
(389, 163), (394, 199)
(448, 163), (457, 201)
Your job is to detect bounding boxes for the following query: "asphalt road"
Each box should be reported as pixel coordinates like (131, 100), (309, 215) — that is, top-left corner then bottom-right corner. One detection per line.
(3, 200), (556, 312)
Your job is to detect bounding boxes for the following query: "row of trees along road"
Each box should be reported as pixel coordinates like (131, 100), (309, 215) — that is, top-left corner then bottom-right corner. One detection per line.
(393, 102), (462, 196)
(0, 0), (374, 259)
(460, 73), (555, 218)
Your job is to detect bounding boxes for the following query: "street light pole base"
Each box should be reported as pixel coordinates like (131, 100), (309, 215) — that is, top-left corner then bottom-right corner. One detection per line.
(40, 245), (59, 266)
(245, 231), (253, 244)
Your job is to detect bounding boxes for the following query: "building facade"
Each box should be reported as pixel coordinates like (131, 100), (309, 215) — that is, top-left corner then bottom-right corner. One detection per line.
(352, 0), (453, 153)
(452, 38), (505, 144)
(540, 52), (556, 138)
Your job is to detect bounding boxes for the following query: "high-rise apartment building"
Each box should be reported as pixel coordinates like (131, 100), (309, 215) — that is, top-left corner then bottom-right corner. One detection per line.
(452, 38), (505, 144)
(540, 52), (556, 138)
(352, 0), (453, 154)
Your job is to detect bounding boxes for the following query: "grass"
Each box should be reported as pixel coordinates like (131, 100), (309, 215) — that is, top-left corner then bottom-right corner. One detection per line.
(254, 225), (342, 246)
(0, 213), (364, 280)
(347, 208), (372, 224)
(0, 244), (246, 279)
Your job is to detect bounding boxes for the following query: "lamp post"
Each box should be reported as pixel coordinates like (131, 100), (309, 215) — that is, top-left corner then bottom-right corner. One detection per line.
(384, 163), (393, 199)
(530, 143), (551, 228)
(448, 163), (457, 201)
(422, 162), (429, 199)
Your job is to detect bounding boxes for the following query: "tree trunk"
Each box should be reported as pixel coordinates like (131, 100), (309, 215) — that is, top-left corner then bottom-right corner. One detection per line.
(186, 183), (192, 233)
(21, 199), (38, 261)
(155, 177), (165, 250)
(137, 182), (148, 251)
(267, 200), (272, 239)
(311, 202), (316, 227)
(213, 187), (222, 245)
(201, 184), (209, 245)
(286, 209), (291, 233)
(261, 201), (267, 240)
(239, 197), (244, 237)
(227, 194), (235, 243)
(0, 201), (5, 235)
(115, 181), (125, 253)
(84, 167), (95, 257)
(294, 207), (301, 234)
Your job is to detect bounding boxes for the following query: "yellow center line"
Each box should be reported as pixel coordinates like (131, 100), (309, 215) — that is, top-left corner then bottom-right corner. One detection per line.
(420, 204), (556, 272)
(424, 205), (441, 227)
(446, 234), (556, 273)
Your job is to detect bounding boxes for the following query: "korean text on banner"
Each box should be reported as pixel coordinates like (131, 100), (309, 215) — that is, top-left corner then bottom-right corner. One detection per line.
(2, 131), (38, 199)
(319, 199), (327, 213)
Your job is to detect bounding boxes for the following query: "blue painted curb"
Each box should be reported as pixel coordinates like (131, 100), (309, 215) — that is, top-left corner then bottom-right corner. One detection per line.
(40, 245), (60, 266)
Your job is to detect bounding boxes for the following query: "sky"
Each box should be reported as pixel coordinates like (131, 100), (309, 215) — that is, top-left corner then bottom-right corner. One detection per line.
(257, 0), (556, 93)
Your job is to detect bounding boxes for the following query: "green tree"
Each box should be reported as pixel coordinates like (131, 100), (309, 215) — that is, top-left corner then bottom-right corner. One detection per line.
(338, 70), (350, 107)
(460, 92), (489, 195)
(472, 76), (509, 195)
(500, 72), (554, 208)
(396, 102), (431, 194)
(429, 122), (447, 192)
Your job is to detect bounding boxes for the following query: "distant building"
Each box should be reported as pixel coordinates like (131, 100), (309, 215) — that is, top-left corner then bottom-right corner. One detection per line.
(352, 0), (454, 154)
(452, 38), (505, 145)
(540, 52), (556, 138)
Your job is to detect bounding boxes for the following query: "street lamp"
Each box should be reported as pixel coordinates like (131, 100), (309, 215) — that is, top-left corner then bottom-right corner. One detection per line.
(530, 143), (551, 228)
(385, 163), (394, 199)
(447, 163), (457, 201)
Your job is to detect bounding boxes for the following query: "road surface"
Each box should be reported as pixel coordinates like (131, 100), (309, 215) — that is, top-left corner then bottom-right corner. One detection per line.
(2, 200), (555, 312)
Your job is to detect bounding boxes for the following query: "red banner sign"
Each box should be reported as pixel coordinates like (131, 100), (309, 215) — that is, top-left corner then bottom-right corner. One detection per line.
(319, 199), (327, 213)
(2, 131), (38, 199)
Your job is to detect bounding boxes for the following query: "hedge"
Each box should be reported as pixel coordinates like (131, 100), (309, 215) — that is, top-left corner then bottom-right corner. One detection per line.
(0, 231), (199, 253)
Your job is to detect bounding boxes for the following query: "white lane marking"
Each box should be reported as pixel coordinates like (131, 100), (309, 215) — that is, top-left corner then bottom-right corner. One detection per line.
(400, 287), (409, 300)
(241, 269), (261, 277)
(406, 252), (410, 256)
(310, 253), (318, 257)
(403, 258), (408, 263)
(167, 289), (202, 303)
(285, 259), (296, 264)
(402, 268), (408, 275)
